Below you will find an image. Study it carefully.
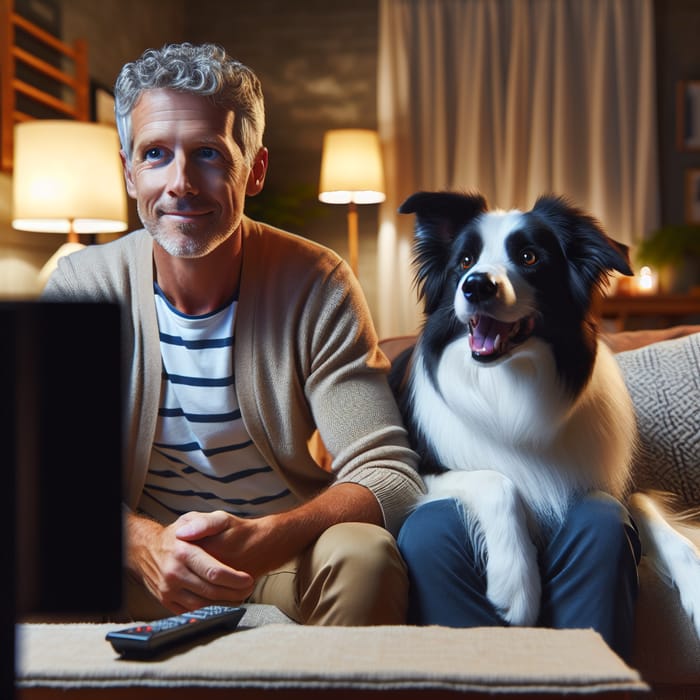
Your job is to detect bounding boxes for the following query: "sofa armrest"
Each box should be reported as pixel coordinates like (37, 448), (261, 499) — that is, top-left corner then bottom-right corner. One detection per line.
(602, 324), (700, 353)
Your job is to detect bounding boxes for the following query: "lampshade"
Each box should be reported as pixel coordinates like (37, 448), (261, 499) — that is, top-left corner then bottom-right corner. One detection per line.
(318, 129), (386, 205)
(12, 120), (128, 234)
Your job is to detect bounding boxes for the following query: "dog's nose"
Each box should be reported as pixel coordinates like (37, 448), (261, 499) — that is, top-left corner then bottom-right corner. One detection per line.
(462, 273), (497, 303)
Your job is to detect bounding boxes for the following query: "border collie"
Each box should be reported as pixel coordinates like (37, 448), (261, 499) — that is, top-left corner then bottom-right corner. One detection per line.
(390, 190), (700, 635)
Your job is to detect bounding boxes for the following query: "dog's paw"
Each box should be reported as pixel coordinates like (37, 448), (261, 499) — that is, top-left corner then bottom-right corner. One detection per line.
(485, 539), (541, 626)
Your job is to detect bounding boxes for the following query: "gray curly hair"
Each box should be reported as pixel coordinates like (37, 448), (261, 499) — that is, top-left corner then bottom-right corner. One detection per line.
(114, 42), (265, 165)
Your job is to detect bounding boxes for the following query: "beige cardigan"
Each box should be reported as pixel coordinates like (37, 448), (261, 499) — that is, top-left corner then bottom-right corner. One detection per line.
(43, 217), (424, 534)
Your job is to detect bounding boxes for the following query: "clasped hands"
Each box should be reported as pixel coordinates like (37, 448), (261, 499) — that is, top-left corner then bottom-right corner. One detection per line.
(128, 483), (374, 614)
(129, 510), (279, 614)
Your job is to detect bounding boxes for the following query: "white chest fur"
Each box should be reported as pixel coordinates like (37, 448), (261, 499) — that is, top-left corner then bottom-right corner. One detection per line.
(409, 336), (635, 522)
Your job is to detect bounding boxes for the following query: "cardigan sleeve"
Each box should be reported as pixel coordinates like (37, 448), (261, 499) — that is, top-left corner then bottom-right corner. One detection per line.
(304, 261), (425, 534)
(235, 220), (425, 535)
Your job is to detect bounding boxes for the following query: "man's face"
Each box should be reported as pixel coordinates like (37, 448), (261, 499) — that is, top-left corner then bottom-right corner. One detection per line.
(122, 88), (266, 258)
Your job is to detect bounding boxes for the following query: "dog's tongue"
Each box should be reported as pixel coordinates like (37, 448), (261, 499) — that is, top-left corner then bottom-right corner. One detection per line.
(470, 315), (515, 355)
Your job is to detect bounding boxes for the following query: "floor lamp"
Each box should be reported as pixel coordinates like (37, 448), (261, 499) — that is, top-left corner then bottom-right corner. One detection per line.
(318, 129), (386, 276)
(12, 120), (128, 286)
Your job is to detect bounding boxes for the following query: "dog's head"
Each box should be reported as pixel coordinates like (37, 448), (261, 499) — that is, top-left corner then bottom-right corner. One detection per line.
(400, 191), (632, 366)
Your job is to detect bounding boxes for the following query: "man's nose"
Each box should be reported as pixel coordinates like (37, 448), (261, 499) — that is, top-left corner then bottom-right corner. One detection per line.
(167, 153), (197, 197)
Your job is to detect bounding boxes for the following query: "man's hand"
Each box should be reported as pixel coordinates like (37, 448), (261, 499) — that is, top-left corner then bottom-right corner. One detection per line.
(175, 483), (384, 577)
(125, 511), (255, 614)
(174, 510), (284, 578)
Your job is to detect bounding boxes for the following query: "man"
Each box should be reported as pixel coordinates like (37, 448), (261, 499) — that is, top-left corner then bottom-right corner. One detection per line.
(43, 42), (424, 624)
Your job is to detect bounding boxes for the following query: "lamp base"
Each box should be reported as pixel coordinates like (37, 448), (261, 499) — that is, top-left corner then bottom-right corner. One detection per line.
(347, 202), (359, 276)
(38, 241), (86, 289)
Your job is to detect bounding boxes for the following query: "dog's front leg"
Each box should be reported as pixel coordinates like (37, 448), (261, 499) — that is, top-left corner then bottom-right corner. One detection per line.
(424, 470), (541, 626)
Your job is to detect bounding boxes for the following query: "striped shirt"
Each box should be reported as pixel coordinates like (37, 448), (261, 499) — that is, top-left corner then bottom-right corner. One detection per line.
(138, 284), (299, 524)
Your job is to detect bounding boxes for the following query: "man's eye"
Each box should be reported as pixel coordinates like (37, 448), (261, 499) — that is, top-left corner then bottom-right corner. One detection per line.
(144, 147), (163, 162)
(198, 147), (218, 160)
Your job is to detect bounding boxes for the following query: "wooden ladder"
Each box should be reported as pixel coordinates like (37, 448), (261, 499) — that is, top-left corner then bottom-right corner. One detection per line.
(0, 0), (89, 172)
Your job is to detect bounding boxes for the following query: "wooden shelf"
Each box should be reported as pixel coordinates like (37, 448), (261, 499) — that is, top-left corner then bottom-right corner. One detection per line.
(598, 293), (700, 331)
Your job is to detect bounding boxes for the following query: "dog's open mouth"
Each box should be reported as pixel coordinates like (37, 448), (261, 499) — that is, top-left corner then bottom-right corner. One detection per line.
(468, 314), (536, 361)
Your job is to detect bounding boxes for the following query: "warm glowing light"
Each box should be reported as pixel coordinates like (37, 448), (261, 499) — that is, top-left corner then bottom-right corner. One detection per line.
(12, 120), (128, 235)
(318, 130), (386, 205)
(636, 266), (658, 294)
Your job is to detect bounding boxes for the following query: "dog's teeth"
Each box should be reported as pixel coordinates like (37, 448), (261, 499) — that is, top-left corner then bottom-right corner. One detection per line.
(494, 334), (502, 351)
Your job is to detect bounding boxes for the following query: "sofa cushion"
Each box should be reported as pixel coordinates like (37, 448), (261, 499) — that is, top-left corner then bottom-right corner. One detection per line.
(615, 332), (700, 508)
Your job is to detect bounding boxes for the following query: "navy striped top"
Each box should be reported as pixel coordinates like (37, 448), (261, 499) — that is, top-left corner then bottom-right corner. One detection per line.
(137, 285), (299, 524)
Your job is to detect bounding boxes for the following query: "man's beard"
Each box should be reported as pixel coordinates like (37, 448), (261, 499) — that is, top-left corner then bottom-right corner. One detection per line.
(144, 214), (230, 259)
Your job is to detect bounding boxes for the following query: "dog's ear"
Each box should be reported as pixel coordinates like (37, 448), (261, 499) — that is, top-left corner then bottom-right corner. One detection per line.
(532, 195), (633, 306)
(399, 191), (487, 241)
(400, 191), (488, 313)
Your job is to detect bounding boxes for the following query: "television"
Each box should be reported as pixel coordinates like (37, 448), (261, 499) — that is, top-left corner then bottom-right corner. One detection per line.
(1, 301), (123, 697)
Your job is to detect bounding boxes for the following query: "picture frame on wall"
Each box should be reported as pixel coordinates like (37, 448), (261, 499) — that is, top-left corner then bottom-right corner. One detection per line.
(91, 82), (116, 125)
(677, 80), (700, 151)
(685, 168), (700, 224)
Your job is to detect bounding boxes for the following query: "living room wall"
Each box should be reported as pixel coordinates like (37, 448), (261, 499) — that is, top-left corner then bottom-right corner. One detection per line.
(1, 0), (698, 315)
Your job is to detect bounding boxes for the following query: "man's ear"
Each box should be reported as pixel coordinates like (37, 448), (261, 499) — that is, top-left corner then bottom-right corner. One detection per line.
(246, 147), (269, 196)
(120, 150), (137, 199)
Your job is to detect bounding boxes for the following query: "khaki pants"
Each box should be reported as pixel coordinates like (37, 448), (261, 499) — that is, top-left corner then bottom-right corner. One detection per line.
(124, 522), (408, 625)
(250, 522), (408, 625)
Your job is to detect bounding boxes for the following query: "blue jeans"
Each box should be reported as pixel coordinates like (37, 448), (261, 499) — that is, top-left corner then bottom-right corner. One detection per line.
(397, 492), (641, 661)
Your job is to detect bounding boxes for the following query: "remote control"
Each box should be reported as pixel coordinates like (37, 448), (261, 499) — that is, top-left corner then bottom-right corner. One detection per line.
(106, 605), (245, 658)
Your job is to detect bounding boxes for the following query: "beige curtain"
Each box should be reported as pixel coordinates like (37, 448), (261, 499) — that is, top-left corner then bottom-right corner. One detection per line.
(376, 0), (659, 337)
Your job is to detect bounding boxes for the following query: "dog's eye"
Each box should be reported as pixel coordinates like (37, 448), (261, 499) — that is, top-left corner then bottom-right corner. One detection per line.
(520, 250), (538, 266)
(461, 255), (475, 270)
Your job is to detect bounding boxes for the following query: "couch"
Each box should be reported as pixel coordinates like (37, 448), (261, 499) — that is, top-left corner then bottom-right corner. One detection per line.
(15, 326), (700, 699)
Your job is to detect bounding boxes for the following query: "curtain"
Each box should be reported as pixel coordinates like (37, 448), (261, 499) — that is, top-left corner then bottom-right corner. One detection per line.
(376, 0), (659, 337)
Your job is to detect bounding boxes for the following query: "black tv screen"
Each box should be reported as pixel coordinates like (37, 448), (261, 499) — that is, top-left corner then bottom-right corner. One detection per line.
(1, 301), (123, 617)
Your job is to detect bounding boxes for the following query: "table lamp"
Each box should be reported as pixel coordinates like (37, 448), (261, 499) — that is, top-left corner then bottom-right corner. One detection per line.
(12, 120), (128, 284)
(318, 129), (386, 276)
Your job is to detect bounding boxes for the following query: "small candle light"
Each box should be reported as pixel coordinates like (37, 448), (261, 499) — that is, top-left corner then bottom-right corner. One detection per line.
(637, 266), (658, 294)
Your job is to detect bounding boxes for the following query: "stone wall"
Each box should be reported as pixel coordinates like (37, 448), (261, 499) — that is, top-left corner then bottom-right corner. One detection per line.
(184, 0), (382, 310)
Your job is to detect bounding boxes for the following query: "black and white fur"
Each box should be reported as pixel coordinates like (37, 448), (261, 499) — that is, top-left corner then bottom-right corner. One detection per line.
(391, 191), (700, 635)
